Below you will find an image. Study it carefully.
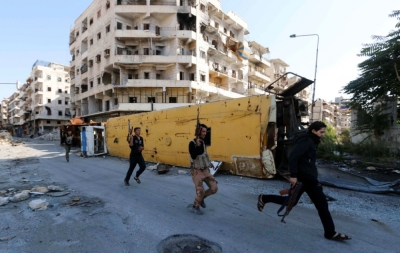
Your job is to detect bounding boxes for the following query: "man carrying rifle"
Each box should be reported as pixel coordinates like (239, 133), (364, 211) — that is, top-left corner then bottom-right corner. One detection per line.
(257, 121), (351, 241)
(188, 123), (217, 215)
(124, 127), (146, 186)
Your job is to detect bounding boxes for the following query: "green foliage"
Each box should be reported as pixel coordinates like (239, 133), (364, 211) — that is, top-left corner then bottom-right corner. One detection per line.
(342, 10), (400, 139)
(339, 129), (351, 145)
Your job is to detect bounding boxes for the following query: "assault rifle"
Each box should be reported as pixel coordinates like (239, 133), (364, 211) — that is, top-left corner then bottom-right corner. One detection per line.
(195, 108), (200, 137)
(127, 119), (133, 143)
(277, 182), (303, 223)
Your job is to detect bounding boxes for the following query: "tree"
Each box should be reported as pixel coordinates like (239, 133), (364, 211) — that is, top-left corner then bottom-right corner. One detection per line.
(343, 10), (400, 138)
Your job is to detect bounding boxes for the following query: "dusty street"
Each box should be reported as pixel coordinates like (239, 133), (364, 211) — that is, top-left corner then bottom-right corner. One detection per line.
(1, 139), (399, 253)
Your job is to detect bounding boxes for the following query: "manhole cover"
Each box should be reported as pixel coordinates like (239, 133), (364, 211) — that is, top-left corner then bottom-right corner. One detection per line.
(157, 234), (222, 253)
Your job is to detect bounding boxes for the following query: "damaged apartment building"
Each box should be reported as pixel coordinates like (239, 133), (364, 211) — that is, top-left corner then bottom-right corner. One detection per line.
(1, 61), (71, 136)
(69, 0), (308, 122)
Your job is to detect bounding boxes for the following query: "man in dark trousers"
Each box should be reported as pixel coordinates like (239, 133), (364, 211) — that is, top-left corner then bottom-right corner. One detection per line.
(61, 130), (73, 162)
(124, 127), (146, 186)
(257, 121), (351, 241)
(188, 124), (217, 215)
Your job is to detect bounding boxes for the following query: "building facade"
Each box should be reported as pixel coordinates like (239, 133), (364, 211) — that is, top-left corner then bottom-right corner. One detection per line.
(2, 60), (71, 136)
(69, 0), (305, 122)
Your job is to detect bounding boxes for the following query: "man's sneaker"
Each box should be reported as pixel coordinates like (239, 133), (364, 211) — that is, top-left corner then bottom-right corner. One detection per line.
(200, 200), (206, 208)
(124, 180), (130, 186)
(191, 206), (203, 215)
(66, 157), (69, 162)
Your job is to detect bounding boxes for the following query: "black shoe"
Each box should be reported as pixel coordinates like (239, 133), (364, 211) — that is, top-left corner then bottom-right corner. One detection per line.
(66, 157), (69, 162)
(124, 180), (130, 186)
(190, 206), (203, 215)
(200, 200), (206, 208)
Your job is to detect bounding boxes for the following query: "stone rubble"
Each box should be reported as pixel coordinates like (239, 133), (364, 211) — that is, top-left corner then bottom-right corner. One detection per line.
(0, 197), (10, 206)
(48, 185), (65, 192)
(9, 190), (30, 202)
(28, 199), (49, 210)
(0, 132), (14, 145)
(35, 131), (60, 141)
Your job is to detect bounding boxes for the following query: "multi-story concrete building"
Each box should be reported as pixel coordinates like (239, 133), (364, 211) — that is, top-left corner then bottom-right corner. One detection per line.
(1, 98), (10, 127)
(22, 60), (72, 135)
(2, 60), (72, 136)
(311, 97), (351, 133)
(69, 0), (303, 122)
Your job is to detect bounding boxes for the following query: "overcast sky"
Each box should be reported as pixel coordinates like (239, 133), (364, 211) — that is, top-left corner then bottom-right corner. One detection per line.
(0, 0), (398, 102)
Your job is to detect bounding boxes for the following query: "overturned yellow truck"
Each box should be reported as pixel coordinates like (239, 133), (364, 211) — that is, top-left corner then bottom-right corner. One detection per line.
(106, 73), (312, 179)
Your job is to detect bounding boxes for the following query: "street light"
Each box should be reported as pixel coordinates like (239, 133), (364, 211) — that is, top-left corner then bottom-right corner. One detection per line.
(290, 34), (319, 122)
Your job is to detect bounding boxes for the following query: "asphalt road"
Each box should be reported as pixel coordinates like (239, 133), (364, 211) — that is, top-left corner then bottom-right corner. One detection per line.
(1, 139), (399, 253)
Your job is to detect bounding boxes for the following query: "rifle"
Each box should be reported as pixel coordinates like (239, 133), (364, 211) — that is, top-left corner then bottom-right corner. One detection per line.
(277, 182), (303, 223)
(127, 119), (133, 143)
(194, 108), (200, 137)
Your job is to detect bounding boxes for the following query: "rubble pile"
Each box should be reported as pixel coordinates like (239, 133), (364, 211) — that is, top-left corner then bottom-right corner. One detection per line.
(0, 132), (13, 145)
(36, 132), (60, 141)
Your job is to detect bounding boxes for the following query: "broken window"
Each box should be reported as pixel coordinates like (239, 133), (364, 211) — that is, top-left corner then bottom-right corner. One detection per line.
(156, 26), (160, 36)
(180, 72), (184, 80)
(148, 97), (155, 103)
(117, 22), (122, 30)
(126, 25), (132, 30)
(104, 49), (110, 57)
(200, 4), (205, 12)
(47, 87), (52, 92)
(97, 32), (101, 40)
(58, 88), (62, 93)
(57, 77), (62, 82)
(143, 48), (149, 55)
(143, 23), (150, 30)
(90, 38), (93, 45)
(97, 77), (101, 84)
(47, 99), (51, 103)
(58, 100), (62, 104)
(57, 121), (61, 124)
(58, 110), (62, 116)
(47, 120), (51, 124)
(96, 54), (101, 62)
(106, 25), (110, 33)
(201, 74), (205, 82)
(214, 22), (219, 29)
(169, 97), (177, 103)
(45, 106), (51, 115)
(144, 72), (150, 79)
(190, 73), (195, 81)
(90, 81), (93, 87)
(129, 97), (137, 103)
(89, 18), (93, 25)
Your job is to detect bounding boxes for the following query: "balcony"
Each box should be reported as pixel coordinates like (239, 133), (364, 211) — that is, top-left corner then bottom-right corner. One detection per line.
(124, 79), (194, 88)
(115, 27), (177, 39)
(248, 70), (271, 83)
(248, 53), (271, 68)
(247, 87), (266, 96)
(176, 30), (196, 40)
(115, 54), (196, 65)
(111, 102), (191, 112)
(33, 114), (70, 120)
(191, 82), (244, 100)
(115, 4), (177, 14)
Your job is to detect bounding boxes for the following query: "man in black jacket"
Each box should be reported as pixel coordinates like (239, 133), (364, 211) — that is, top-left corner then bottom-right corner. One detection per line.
(257, 121), (351, 241)
(124, 127), (146, 186)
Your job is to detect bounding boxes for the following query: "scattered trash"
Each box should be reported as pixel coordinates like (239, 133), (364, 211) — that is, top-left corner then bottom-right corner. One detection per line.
(157, 164), (169, 174)
(146, 163), (159, 171)
(48, 185), (65, 192)
(366, 166), (376, 171)
(178, 170), (189, 175)
(46, 192), (70, 197)
(0, 236), (16, 242)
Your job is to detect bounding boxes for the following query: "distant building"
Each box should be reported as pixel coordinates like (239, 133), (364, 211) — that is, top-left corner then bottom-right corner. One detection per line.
(4, 60), (71, 136)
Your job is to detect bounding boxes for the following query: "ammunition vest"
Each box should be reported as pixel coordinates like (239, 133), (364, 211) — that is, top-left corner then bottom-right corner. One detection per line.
(190, 140), (211, 169)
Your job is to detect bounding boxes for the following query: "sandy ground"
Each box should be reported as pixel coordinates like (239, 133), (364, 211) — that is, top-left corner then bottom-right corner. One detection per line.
(1, 138), (399, 253)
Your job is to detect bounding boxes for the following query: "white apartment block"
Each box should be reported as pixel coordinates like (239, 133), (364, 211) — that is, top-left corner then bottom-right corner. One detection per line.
(311, 97), (351, 133)
(3, 60), (71, 136)
(1, 98), (10, 127)
(69, 0), (304, 122)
